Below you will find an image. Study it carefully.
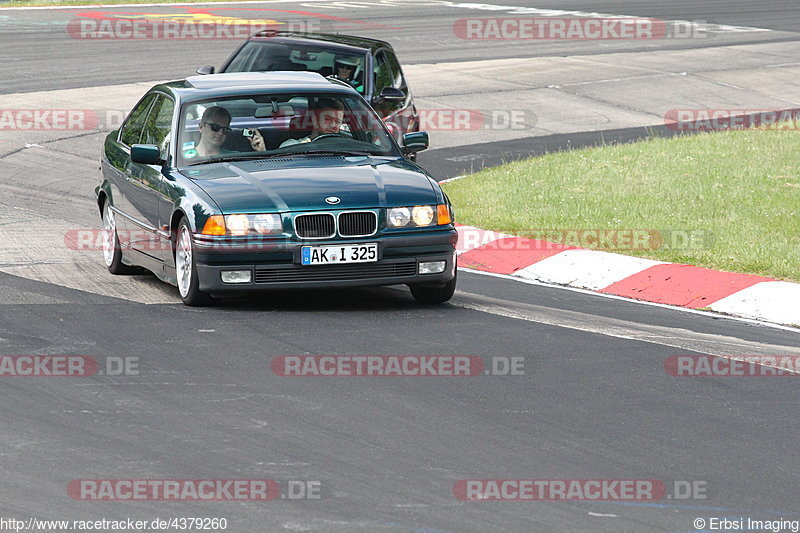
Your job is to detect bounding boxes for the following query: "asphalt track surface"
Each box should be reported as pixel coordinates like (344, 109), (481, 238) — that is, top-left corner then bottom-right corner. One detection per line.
(2, 0), (800, 93)
(1, 1), (800, 531)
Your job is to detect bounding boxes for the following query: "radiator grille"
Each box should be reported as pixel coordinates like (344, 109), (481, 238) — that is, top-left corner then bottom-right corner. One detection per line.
(294, 213), (335, 239)
(339, 211), (377, 237)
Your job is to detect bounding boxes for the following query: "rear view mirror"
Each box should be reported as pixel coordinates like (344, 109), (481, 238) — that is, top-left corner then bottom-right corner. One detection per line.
(402, 132), (429, 155)
(255, 105), (295, 118)
(374, 87), (405, 102)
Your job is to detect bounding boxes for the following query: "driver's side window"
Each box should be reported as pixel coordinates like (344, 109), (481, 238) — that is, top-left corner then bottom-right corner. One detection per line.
(373, 52), (393, 97)
(142, 95), (175, 157)
(120, 94), (156, 147)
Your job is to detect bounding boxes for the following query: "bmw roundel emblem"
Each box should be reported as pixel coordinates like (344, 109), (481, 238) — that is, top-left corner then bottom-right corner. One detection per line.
(325, 196), (341, 205)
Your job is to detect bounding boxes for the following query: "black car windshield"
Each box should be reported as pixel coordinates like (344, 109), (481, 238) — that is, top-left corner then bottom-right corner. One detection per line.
(177, 92), (400, 166)
(224, 42), (367, 94)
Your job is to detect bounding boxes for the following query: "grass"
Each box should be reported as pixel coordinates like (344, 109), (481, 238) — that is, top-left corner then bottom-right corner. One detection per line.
(443, 127), (800, 282)
(2, 0), (278, 7)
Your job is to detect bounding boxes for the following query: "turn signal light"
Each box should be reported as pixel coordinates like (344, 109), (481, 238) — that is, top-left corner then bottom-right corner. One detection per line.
(201, 215), (226, 236)
(437, 204), (452, 225)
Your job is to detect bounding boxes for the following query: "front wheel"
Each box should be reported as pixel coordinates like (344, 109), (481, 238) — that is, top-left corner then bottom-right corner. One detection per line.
(409, 269), (457, 304)
(174, 219), (212, 307)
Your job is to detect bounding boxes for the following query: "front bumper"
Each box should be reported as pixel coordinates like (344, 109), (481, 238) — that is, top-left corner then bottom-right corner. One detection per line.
(193, 229), (457, 294)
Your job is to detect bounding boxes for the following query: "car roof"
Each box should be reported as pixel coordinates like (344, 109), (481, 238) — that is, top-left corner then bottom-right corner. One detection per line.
(246, 31), (393, 53)
(155, 72), (358, 102)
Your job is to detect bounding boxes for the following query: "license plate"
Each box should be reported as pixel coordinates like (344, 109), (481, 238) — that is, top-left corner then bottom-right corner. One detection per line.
(301, 243), (378, 265)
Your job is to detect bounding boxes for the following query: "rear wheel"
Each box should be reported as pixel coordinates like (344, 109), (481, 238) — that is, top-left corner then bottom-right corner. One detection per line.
(410, 269), (457, 304)
(174, 219), (212, 307)
(102, 200), (138, 275)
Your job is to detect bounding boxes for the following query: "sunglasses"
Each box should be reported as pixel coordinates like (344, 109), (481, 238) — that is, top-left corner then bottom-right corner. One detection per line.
(203, 122), (232, 134)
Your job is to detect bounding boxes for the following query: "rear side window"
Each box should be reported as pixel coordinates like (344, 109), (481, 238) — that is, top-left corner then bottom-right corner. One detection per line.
(120, 94), (156, 147)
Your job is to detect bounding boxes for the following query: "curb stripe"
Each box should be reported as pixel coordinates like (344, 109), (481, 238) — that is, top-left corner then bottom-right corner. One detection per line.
(514, 249), (665, 291)
(709, 281), (800, 325)
(599, 263), (772, 308)
(454, 223), (798, 325)
(459, 237), (575, 275)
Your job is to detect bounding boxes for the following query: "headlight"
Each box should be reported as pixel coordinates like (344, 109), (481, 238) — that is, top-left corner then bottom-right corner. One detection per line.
(252, 214), (282, 234)
(387, 207), (411, 227)
(201, 214), (283, 236)
(412, 205), (435, 226)
(226, 214), (250, 236)
(387, 205), (452, 227)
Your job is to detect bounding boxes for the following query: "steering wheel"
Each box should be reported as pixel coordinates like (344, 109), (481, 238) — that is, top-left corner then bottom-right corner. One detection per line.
(310, 133), (344, 142)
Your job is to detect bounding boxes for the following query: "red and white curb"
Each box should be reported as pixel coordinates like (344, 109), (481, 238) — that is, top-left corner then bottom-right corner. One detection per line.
(456, 225), (800, 328)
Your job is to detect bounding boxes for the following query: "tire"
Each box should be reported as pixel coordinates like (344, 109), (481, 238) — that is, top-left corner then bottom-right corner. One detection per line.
(102, 200), (139, 275)
(410, 269), (457, 304)
(174, 218), (212, 307)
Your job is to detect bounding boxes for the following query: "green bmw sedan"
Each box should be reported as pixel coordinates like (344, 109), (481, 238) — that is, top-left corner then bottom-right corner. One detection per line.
(96, 72), (457, 306)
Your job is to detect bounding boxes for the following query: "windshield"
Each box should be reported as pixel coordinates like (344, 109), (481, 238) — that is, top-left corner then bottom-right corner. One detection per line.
(224, 42), (368, 94)
(177, 92), (400, 167)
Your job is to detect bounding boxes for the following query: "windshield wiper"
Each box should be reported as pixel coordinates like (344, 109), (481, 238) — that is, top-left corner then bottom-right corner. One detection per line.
(187, 153), (290, 166)
(289, 150), (376, 157)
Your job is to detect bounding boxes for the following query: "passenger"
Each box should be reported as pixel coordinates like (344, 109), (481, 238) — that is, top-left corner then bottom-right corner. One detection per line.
(196, 106), (265, 157)
(280, 98), (345, 147)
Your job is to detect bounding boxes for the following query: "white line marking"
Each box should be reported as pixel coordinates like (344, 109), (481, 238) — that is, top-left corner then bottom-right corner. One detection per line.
(561, 72), (686, 87)
(453, 289), (800, 356)
(437, 174), (467, 184)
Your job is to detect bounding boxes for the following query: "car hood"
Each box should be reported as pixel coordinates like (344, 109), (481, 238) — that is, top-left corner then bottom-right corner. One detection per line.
(181, 156), (439, 213)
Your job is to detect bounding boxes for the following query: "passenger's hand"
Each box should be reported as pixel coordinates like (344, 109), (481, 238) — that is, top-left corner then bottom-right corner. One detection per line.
(247, 129), (266, 151)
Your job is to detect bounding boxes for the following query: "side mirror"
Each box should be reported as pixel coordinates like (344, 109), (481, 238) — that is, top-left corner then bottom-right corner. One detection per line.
(402, 132), (428, 155)
(373, 87), (405, 103)
(131, 144), (163, 166)
(196, 65), (215, 75)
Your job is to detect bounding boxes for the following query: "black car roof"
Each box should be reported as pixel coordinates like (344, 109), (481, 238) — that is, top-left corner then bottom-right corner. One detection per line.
(154, 72), (357, 102)
(246, 31), (394, 53)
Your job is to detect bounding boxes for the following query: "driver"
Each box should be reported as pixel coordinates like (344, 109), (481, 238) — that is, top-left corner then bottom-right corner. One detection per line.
(196, 106), (265, 157)
(328, 56), (363, 93)
(280, 98), (345, 147)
